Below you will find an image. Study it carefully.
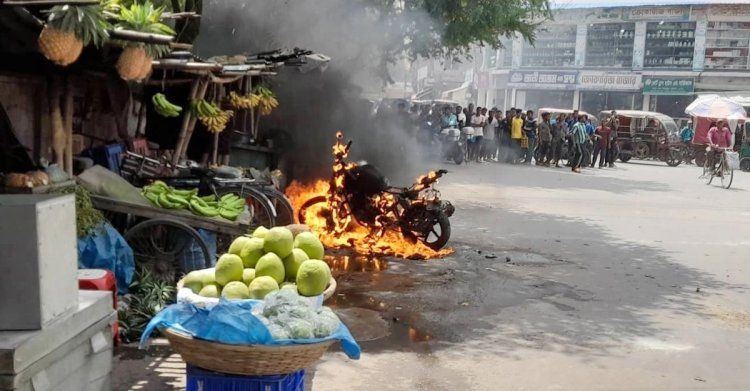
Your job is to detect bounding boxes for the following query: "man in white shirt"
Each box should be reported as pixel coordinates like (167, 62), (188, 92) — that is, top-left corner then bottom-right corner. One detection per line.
(483, 108), (499, 161)
(470, 107), (486, 162)
(456, 106), (466, 128)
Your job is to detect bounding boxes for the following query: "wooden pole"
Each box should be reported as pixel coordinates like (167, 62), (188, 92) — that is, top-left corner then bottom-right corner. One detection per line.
(211, 133), (219, 165)
(171, 78), (200, 166)
(49, 78), (65, 168)
(175, 79), (209, 164)
(63, 76), (74, 175)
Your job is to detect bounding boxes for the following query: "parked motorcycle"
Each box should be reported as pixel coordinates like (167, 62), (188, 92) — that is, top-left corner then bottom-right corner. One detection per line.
(298, 133), (454, 250)
(439, 127), (464, 164)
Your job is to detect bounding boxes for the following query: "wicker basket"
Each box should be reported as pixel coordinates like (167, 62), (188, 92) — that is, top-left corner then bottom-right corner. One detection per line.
(163, 328), (334, 375)
(176, 269), (337, 303)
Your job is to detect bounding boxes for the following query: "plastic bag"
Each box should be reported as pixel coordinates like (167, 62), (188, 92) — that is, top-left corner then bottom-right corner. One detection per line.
(726, 151), (740, 170)
(140, 299), (360, 359)
(77, 165), (148, 205)
(77, 222), (135, 295)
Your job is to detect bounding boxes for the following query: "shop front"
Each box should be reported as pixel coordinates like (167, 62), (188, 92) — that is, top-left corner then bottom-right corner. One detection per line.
(508, 70), (577, 110)
(643, 76), (696, 118)
(578, 71), (643, 116)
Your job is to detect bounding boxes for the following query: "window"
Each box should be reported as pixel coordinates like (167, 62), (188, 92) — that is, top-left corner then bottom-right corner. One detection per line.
(585, 23), (636, 67)
(704, 21), (750, 70)
(522, 25), (576, 68)
(644, 22), (696, 68)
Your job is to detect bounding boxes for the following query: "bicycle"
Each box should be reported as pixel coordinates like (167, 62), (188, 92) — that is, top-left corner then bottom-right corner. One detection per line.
(701, 146), (735, 189)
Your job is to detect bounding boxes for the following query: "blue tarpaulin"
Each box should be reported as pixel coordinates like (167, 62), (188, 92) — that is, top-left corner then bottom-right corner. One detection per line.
(139, 299), (361, 360)
(77, 222), (135, 295)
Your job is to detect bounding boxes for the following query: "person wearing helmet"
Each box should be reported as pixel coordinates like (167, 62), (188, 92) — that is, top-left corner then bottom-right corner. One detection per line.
(680, 120), (694, 145)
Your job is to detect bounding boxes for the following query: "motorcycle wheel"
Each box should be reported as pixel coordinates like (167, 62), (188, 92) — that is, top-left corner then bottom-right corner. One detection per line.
(422, 212), (451, 251)
(452, 146), (464, 165)
(297, 195), (328, 225)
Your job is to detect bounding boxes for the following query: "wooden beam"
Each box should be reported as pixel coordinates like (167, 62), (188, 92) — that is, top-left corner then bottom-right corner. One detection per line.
(162, 12), (201, 20)
(170, 42), (193, 51)
(152, 60), (222, 71)
(63, 76), (73, 176)
(107, 29), (174, 45)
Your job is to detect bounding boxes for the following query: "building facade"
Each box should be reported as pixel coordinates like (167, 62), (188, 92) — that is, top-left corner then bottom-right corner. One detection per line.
(478, 3), (750, 119)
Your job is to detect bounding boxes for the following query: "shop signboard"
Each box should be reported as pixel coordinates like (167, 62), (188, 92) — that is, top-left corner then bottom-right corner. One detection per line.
(508, 70), (578, 90)
(624, 6), (690, 21)
(642, 77), (695, 95)
(578, 72), (642, 91)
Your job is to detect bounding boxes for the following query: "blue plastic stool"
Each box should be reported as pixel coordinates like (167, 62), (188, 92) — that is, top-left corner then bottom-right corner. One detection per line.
(186, 365), (304, 391)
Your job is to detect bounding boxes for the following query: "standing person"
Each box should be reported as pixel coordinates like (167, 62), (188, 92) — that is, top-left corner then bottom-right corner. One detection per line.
(470, 107), (486, 162)
(537, 112), (552, 166)
(456, 106), (466, 129)
(483, 108), (499, 161)
(607, 111), (620, 167)
(570, 115), (587, 173)
(581, 116), (595, 167)
(510, 109), (524, 164)
(522, 110), (537, 164)
(499, 110), (512, 162)
(551, 113), (566, 167)
(591, 120), (611, 168)
(680, 120), (694, 145)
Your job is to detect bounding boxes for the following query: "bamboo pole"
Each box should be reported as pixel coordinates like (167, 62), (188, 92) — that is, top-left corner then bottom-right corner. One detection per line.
(171, 78), (200, 166)
(49, 78), (65, 168)
(175, 79), (209, 164)
(211, 133), (219, 165)
(63, 76), (74, 175)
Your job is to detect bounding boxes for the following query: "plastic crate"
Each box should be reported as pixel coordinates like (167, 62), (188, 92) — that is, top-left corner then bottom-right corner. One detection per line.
(186, 365), (304, 391)
(82, 144), (125, 175)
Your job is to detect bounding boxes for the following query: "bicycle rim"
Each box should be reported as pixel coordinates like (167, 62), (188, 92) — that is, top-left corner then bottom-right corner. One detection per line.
(722, 168), (734, 189)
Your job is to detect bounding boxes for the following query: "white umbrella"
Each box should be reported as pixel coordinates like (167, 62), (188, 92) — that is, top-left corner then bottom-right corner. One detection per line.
(685, 95), (746, 119)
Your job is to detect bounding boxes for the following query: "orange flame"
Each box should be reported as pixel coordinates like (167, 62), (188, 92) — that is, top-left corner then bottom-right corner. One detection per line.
(286, 132), (453, 259)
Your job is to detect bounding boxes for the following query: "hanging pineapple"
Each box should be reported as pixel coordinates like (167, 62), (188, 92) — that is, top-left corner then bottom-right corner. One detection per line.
(38, 4), (109, 66)
(115, 1), (174, 81)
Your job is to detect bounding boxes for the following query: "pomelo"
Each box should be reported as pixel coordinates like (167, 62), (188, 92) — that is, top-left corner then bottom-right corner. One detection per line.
(201, 271), (217, 287)
(252, 226), (269, 238)
(228, 236), (252, 256)
(296, 260), (331, 297)
(280, 282), (297, 291)
(255, 252), (285, 284)
(248, 276), (279, 299)
(282, 248), (309, 281)
(221, 281), (250, 300)
(215, 253), (244, 286)
(242, 268), (256, 285)
(239, 237), (264, 268)
(198, 284), (220, 298)
(263, 227), (294, 258)
(293, 232), (325, 260)
(182, 270), (204, 294)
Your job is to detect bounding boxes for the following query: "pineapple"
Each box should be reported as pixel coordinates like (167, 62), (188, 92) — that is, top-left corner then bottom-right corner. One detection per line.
(38, 5), (109, 67)
(117, 46), (147, 81)
(115, 1), (175, 80)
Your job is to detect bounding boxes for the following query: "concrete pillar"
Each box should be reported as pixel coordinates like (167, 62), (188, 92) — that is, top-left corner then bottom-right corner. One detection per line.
(573, 90), (581, 110)
(642, 94), (650, 110)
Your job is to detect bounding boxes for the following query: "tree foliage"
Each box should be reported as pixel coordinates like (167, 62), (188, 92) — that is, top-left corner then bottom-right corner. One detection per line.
(370, 0), (552, 61)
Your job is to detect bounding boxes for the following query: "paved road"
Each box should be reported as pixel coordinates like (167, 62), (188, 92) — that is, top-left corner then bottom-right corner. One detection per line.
(312, 161), (750, 390)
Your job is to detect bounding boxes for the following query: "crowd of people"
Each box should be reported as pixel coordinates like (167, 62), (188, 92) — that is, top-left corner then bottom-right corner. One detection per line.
(431, 104), (621, 173)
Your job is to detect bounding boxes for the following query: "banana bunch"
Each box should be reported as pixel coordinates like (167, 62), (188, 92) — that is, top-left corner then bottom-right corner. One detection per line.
(227, 91), (259, 110)
(152, 93), (183, 118)
(142, 181), (245, 221)
(253, 86), (279, 115)
(192, 99), (235, 134)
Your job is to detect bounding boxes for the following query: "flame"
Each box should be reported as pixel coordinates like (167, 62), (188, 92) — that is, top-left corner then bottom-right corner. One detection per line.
(286, 133), (453, 260)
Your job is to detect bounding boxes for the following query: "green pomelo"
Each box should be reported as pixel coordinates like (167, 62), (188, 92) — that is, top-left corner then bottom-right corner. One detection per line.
(293, 232), (325, 260)
(248, 276), (279, 299)
(215, 253), (244, 286)
(198, 284), (220, 298)
(255, 252), (285, 284)
(228, 236), (252, 256)
(280, 282), (297, 291)
(239, 237), (264, 268)
(263, 227), (294, 258)
(242, 268), (256, 285)
(201, 271), (216, 287)
(221, 281), (250, 300)
(282, 248), (309, 281)
(182, 270), (204, 294)
(252, 226), (269, 238)
(296, 260), (331, 297)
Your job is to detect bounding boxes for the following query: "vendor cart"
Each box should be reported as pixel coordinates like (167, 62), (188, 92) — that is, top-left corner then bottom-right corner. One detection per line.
(90, 194), (254, 282)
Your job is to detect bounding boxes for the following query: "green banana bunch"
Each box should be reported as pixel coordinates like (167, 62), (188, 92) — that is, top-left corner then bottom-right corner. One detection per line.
(152, 93), (183, 118)
(141, 182), (244, 221)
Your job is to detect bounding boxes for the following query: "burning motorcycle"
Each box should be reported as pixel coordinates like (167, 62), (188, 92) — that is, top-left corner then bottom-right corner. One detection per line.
(297, 132), (454, 251)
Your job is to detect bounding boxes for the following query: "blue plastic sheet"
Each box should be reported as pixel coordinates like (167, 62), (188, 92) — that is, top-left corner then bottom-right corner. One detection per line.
(140, 299), (361, 360)
(77, 222), (135, 295)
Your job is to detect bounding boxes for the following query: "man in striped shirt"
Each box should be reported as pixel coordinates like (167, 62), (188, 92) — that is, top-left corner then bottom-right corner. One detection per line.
(570, 115), (588, 173)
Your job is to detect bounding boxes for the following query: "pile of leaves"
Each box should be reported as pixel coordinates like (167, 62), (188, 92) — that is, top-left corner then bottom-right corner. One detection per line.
(118, 267), (176, 343)
(51, 185), (105, 237)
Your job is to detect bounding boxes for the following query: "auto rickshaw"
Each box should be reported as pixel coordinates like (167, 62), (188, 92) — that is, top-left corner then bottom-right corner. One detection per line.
(601, 110), (682, 166)
(740, 122), (750, 171)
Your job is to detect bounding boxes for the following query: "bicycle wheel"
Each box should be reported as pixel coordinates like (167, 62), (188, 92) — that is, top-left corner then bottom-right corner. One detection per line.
(703, 159), (714, 185)
(721, 162), (734, 189)
(124, 218), (211, 284)
(262, 187), (295, 226)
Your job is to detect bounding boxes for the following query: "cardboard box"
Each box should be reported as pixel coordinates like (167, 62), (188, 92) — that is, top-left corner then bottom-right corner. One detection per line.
(0, 195), (79, 330)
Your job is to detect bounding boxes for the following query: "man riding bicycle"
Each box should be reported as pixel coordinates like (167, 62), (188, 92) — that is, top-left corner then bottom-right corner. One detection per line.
(706, 120), (733, 175)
